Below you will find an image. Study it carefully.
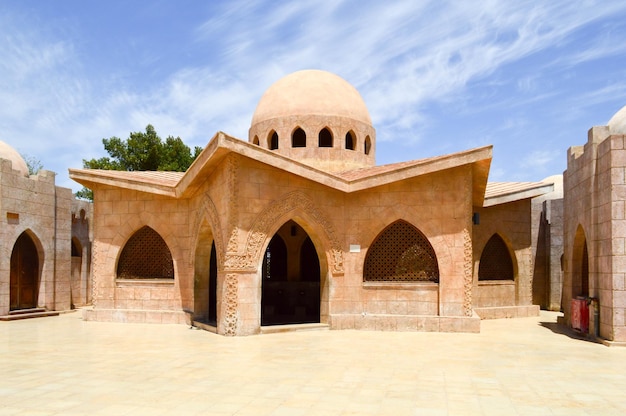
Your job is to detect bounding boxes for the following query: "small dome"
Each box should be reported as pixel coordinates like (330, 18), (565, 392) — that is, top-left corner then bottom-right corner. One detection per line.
(0, 141), (29, 177)
(251, 70), (372, 127)
(608, 105), (626, 135)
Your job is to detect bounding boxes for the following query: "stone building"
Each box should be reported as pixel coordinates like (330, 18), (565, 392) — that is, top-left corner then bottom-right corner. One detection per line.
(69, 70), (549, 335)
(563, 106), (626, 345)
(0, 141), (92, 319)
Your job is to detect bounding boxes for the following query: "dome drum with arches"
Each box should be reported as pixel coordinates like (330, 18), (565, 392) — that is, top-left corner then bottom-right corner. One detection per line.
(249, 70), (376, 172)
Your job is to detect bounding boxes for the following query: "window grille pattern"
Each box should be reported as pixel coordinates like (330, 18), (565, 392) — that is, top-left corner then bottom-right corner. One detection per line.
(117, 226), (174, 279)
(478, 234), (513, 281)
(364, 220), (439, 282)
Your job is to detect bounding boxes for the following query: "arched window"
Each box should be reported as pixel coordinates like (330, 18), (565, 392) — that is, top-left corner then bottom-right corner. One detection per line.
(318, 127), (333, 147)
(364, 220), (439, 282)
(478, 234), (514, 281)
(253, 135), (260, 145)
(345, 130), (356, 150)
(268, 131), (279, 150)
(364, 135), (371, 155)
(292, 127), (306, 148)
(117, 226), (174, 279)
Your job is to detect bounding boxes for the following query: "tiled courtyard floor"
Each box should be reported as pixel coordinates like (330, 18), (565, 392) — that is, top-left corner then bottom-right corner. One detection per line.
(0, 310), (625, 415)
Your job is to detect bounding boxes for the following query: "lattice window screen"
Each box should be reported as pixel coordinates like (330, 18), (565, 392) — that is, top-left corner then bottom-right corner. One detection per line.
(478, 234), (513, 281)
(117, 226), (174, 279)
(364, 220), (439, 282)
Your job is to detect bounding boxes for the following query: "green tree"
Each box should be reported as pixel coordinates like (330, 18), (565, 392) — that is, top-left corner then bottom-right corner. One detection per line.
(75, 125), (202, 200)
(22, 154), (43, 175)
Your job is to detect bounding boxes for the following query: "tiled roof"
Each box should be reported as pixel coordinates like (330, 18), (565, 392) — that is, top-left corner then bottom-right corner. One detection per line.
(82, 170), (184, 186)
(483, 181), (554, 207)
(69, 132), (492, 202)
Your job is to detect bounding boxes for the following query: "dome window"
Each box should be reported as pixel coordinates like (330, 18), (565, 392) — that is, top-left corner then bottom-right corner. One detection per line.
(268, 131), (279, 150)
(318, 127), (333, 148)
(292, 127), (306, 148)
(364, 136), (371, 155)
(345, 131), (356, 150)
(253, 135), (259, 146)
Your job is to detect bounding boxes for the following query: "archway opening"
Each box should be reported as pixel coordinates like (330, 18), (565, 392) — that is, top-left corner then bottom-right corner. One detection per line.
(268, 131), (279, 150)
(292, 127), (306, 148)
(193, 223), (218, 326)
(10, 232), (40, 310)
(345, 130), (356, 150)
(318, 127), (333, 148)
(364, 135), (371, 155)
(262, 220), (321, 326)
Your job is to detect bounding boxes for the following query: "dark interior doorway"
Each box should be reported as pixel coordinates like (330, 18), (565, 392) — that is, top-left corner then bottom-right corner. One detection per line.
(10, 232), (39, 310)
(208, 242), (217, 326)
(261, 221), (320, 326)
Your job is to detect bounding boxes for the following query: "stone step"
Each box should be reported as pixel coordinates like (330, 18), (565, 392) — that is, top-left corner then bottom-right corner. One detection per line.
(0, 309), (60, 321)
(260, 323), (330, 334)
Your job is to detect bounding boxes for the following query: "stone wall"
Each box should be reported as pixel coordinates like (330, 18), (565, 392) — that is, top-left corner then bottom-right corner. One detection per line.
(472, 199), (539, 319)
(0, 159), (73, 315)
(564, 126), (626, 343)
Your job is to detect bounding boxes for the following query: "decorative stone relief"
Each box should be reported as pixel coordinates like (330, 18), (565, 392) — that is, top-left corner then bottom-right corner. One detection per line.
(190, 195), (225, 266)
(224, 191), (344, 274)
(463, 228), (473, 316)
(226, 154), (239, 254)
(223, 273), (238, 336)
(91, 240), (103, 307)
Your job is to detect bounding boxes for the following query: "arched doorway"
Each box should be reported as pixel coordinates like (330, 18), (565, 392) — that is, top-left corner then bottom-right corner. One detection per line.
(262, 220), (321, 326)
(10, 232), (40, 310)
(193, 222), (219, 327)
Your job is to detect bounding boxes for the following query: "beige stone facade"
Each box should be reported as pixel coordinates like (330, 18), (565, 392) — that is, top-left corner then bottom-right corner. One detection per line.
(563, 109), (626, 344)
(0, 142), (91, 317)
(70, 70), (549, 335)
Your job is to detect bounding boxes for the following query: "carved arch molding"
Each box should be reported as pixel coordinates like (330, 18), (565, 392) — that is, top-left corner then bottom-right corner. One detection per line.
(224, 191), (344, 274)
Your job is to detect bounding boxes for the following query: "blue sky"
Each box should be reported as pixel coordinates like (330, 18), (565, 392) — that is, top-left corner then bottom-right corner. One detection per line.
(2, 1), (626, 192)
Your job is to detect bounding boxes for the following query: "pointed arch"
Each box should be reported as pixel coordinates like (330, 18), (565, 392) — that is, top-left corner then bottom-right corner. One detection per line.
(117, 226), (174, 279)
(364, 135), (371, 155)
(292, 127), (306, 148)
(478, 233), (514, 281)
(225, 191), (343, 274)
(364, 220), (439, 282)
(268, 130), (278, 150)
(261, 220), (321, 326)
(252, 135), (259, 145)
(318, 127), (333, 147)
(10, 231), (41, 310)
(345, 130), (356, 150)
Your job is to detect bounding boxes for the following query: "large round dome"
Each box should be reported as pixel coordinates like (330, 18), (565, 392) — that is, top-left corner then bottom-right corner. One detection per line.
(251, 70), (372, 126)
(608, 105), (626, 135)
(0, 140), (29, 177)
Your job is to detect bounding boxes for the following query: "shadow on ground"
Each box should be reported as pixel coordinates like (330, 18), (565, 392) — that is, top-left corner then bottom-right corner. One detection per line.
(538, 319), (600, 344)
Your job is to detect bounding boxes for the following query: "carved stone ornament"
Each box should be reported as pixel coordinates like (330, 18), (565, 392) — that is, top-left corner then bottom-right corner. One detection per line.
(224, 191), (344, 274)
(463, 227), (473, 317)
(222, 273), (238, 336)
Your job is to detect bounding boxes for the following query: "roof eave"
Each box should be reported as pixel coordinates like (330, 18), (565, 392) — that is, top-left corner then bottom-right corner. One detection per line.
(483, 183), (555, 207)
(68, 169), (178, 197)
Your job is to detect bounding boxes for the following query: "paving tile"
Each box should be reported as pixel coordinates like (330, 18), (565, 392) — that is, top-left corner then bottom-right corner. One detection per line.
(1, 311), (626, 415)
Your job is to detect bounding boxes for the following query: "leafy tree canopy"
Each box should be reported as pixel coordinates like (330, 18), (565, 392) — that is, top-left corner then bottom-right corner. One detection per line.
(22, 154), (43, 176)
(75, 125), (202, 200)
